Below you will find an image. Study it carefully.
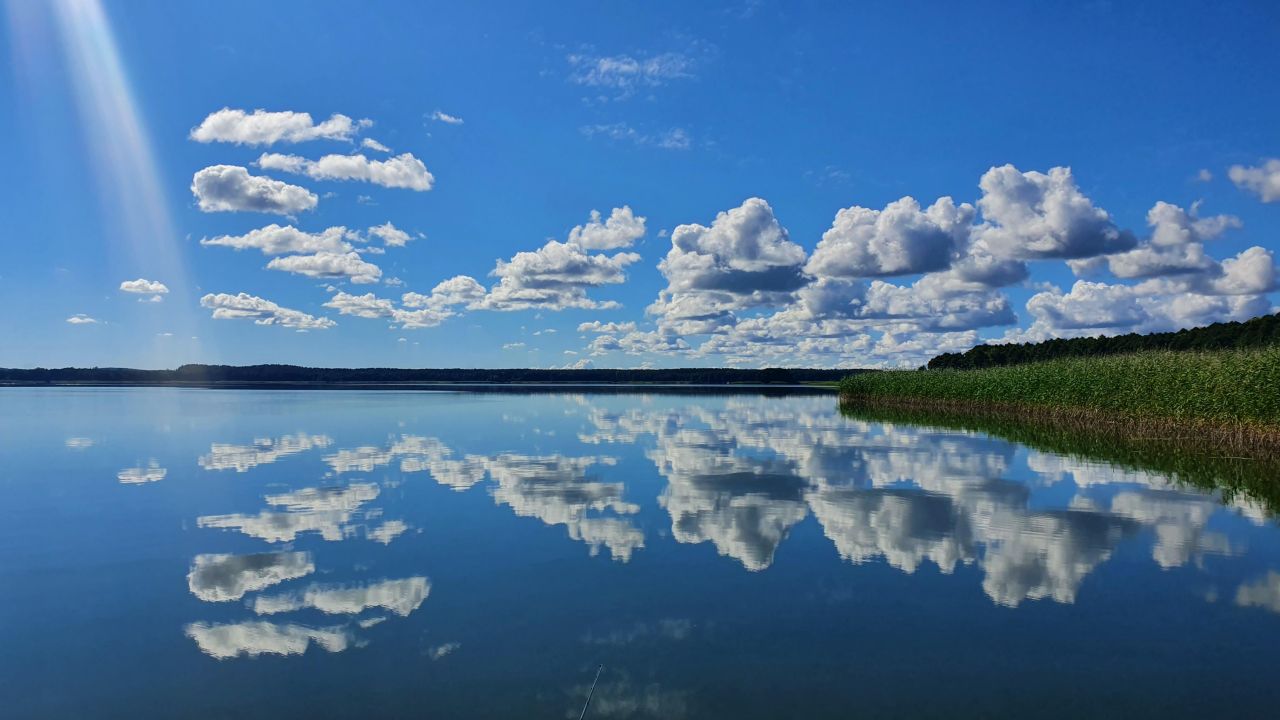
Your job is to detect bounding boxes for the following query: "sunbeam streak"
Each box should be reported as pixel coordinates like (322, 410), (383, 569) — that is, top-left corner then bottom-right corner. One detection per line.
(45, 0), (196, 362)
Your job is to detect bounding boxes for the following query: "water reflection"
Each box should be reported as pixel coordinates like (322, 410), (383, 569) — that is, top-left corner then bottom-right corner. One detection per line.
(157, 394), (1280, 661)
(187, 552), (314, 602)
(184, 620), (353, 659)
(117, 461), (166, 484)
(200, 433), (333, 472)
(197, 482), (396, 543)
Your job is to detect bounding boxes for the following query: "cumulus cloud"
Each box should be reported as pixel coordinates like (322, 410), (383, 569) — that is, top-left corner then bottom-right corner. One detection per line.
(1229, 159), (1280, 203)
(201, 292), (336, 330)
(579, 320), (638, 334)
(647, 198), (808, 333)
(976, 165), (1135, 259)
(567, 206), (646, 250)
(257, 152), (433, 191)
(119, 278), (169, 296)
(190, 108), (363, 145)
(367, 221), (412, 247)
(66, 314), (98, 325)
(1015, 277), (1274, 340)
(805, 196), (975, 278)
(482, 242), (639, 311)
(361, 138), (390, 152)
(430, 110), (464, 125)
(1070, 202), (1242, 281)
(456, 206), (648, 312)
(266, 251), (382, 284)
(191, 165), (318, 215)
(1025, 281), (1149, 331)
(201, 224), (356, 255)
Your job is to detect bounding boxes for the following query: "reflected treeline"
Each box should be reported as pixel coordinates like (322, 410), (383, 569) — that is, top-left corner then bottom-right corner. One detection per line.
(839, 402), (1280, 517)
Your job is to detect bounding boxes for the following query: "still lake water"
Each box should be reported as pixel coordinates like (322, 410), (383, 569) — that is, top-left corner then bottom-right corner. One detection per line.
(3, 387), (1280, 718)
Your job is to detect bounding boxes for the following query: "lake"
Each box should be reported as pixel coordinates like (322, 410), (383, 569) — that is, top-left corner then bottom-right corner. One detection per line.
(2, 387), (1279, 718)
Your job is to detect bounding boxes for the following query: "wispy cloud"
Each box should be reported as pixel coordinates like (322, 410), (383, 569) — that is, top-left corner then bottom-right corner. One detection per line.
(580, 123), (690, 150)
(429, 110), (464, 125)
(567, 52), (694, 98)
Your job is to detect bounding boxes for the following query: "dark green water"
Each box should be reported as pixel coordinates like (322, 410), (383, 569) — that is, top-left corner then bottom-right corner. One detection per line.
(2, 388), (1279, 718)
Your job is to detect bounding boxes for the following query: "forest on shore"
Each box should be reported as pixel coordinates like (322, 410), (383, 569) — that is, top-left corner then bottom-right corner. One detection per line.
(0, 365), (854, 386)
(926, 313), (1280, 370)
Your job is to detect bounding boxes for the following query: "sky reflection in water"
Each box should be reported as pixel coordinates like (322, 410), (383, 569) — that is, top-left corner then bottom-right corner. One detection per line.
(2, 388), (1280, 718)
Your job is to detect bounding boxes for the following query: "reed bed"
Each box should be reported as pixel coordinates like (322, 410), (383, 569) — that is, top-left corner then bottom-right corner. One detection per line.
(839, 346), (1280, 428)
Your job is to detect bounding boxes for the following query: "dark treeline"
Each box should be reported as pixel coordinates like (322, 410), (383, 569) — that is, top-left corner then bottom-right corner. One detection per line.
(0, 364), (856, 386)
(928, 313), (1280, 370)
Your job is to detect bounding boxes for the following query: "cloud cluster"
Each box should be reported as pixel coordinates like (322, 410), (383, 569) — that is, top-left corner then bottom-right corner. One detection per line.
(201, 292), (336, 330)
(190, 108), (364, 146)
(324, 275), (485, 329)
(573, 165), (1275, 368)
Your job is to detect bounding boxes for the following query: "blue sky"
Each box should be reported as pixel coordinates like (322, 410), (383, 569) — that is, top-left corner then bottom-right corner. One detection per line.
(2, 0), (1278, 369)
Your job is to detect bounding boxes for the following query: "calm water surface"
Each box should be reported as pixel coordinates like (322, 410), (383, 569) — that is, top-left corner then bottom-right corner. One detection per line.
(3, 387), (1280, 718)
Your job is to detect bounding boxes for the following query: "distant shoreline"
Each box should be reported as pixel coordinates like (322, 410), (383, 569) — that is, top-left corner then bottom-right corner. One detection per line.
(0, 380), (838, 394)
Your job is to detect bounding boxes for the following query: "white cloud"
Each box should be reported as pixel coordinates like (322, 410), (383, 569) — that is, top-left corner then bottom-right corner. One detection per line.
(1025, 281), (1148, 330)
(416, 275), (487, 307)
(119, 278), (169, 295)
(430, 110), (464, 125)
(66, 314), (98, 325)
(1016, 278), (1274, 339)
(567, 206), (646, 250)
(200, 292), (336, 330)
(323, 291), (457, 329)
(200, 224), (355, 255)
(191, 165), (318, 215)
(976, 165), (1135, 259)
(805, 196), (975, 278)
(190, 108), (362, 145)
(1228, 158), (1280, 202)
(481, 241), (640, 311)
(579, 320), (638, 334)
(367, 221), (412, 247)
(361, 137), (390, 152)
(323, 292), (397, 319)
(266, 251), (382, 284)
(258, 152), (434, 191)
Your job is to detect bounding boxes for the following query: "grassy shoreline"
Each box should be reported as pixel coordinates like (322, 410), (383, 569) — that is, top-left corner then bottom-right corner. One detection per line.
(839, 347), (1280, 431)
